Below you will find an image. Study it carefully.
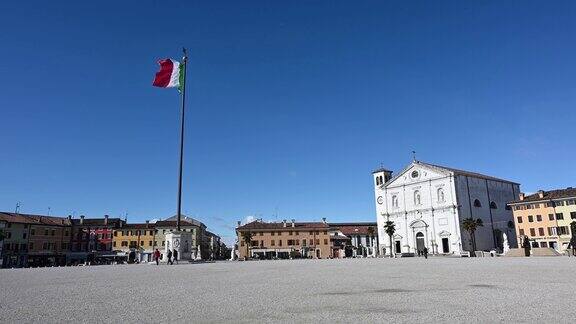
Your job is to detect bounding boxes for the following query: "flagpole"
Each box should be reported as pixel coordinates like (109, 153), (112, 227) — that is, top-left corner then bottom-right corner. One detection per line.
(176, 47), (188, 232)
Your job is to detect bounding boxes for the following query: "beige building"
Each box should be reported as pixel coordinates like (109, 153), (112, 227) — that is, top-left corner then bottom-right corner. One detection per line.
(509, 187), (576, 251)
(236, 219), (331, 259)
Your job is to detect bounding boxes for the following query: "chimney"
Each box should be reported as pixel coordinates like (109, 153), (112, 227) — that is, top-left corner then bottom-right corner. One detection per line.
(80, 215), (85, 225)
(104, 215), (109, 225)
(283, 219), (287, 227)
(145, 220), (150, 228)
(291, 219), (295, 227)
(68, 215), (72, 221)
(237, 220), (241, 226)
(537, 190), (544, 199)
(519, 193), (525, 201)
(322, 217), (326, 224)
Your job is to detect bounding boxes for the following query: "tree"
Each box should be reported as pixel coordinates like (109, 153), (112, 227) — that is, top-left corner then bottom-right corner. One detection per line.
(383, 221), (396, 258)
(462, 218), (484, 252)
(240, 231), (254, 260)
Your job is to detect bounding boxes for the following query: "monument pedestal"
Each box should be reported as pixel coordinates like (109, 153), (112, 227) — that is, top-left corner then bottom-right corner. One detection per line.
(165, 231), (194, 262)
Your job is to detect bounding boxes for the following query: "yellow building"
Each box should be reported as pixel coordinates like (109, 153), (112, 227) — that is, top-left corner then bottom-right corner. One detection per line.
(112, 222), (156, 262)
(509, 188), (576, 252)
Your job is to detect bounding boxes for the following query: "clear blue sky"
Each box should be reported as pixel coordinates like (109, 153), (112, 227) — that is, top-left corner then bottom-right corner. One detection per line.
(1, 1), (575, 244)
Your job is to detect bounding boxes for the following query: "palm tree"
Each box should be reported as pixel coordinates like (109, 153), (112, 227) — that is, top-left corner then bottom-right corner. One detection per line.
(462, 218), (483, 252)
(240, 231), (254, 260)
(383, 221), (396, 258)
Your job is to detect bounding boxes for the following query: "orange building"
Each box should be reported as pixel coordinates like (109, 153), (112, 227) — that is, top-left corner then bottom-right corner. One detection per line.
(112, 222), (156, 262)
(236, 219), (331, 259)
(509, 188), (576, 251)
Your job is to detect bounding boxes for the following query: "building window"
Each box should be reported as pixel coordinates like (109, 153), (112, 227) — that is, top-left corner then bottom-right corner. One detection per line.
(324, 239), (328, 245)
(376, 176), (381, 186)
(259, 232), (263, 236)
(571, 212), (576, 219)
(278, 240), (282, 247)
(555, 201), (565, 207)
(437, 188), (445, 203)
(517, 216), (523, 224)
(31, 229), (35, 235)
(473, 199), (482, 208)
(529, 228), (535, 237)
(302, 239), (307, 246)
(29, 243), (34, 250)
(558, 226), (569, 235)
(414, 190), (421, 205)
(528, 215), (533, 223)
(271, 232), (275, 236)
(289, 231), (293, 235)
(278, 232), (282, 236)
(392, 195), (399, 208)
(538, 228), (544, 236)
(44, 229), (49, 235)
(23, 233), (27, 239)
(548, 214), (554, 221)
(547, 227), (553, 236)
(490, 202), (497, 209)
(556, 213), (564, 220)
(148, 241), (152, 246)
(113, 242), (116, 247)
(536, 215), (542, 222)
(271, 240), (275, 246)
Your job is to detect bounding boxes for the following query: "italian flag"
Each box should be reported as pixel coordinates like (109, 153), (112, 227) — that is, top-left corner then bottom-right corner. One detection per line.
(152, 59), (184, 91)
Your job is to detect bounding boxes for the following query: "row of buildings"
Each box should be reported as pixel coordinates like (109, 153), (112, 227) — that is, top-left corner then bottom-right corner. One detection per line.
(0, 213), (228, 268)
(235, 219), (378, 260)
(234, 160), (575, 259)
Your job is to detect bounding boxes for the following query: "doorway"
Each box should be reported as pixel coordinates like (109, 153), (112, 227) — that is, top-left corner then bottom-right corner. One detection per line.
(416, 232), (425, 253)
(315, 249), (321, 259)
(442, 238), (450, 253)
(395, 241), (401, 253)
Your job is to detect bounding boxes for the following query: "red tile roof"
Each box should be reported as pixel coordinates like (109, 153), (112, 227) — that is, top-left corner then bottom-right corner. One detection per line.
(335, 224), (378, 236)
(237, 220), (329, 230)
(0, 212), (71, 226)
(509, 187), (576, 204)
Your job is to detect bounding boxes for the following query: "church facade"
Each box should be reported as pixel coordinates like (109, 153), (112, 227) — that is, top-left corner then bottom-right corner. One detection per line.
(373, 161), (520, 256)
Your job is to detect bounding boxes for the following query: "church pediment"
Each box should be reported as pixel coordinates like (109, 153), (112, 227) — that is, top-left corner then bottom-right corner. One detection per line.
(385, 162), (452, 188)
(438, 230), (451, 238)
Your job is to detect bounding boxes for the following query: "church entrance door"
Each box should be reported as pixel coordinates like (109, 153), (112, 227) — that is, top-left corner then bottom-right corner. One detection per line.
(416, 232), (425, 253)
(442, 238), (450, 253)
(395, 241), (401, 254)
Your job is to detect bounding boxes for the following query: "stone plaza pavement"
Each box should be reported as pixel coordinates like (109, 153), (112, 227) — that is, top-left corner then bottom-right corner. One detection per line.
(0, 257), (575, 323)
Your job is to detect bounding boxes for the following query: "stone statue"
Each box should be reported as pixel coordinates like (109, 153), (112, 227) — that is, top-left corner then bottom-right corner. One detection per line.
(195, 246), (202, 261)
(502, 232), (510, 255)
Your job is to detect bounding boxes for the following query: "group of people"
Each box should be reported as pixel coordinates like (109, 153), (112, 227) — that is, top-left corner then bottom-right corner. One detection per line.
(417, 247), (429, 259)
(153, 248), (179, 265)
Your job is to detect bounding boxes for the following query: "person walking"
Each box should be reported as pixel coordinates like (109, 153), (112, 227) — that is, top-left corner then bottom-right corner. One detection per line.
(173, 249), (179, 264)
(423, 247), (428, 259)
(167, 249), (173, 265)
(154, 249), (161, 265)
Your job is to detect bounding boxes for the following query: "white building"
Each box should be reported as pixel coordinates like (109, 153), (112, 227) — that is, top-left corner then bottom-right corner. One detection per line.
(373, 160), (520, 256)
